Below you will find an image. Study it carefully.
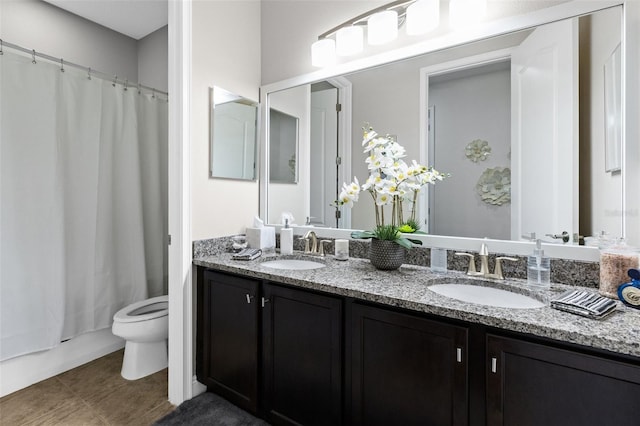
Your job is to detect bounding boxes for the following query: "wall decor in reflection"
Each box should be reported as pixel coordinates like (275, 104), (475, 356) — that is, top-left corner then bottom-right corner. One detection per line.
(477, 167), (511, 206)
(465, 139), (492, 162)
(270, 108), (299, 183)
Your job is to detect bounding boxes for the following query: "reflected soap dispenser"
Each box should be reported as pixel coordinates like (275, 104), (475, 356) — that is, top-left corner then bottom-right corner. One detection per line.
(528, 240), (550, 288)
(280, 219), (293, 255)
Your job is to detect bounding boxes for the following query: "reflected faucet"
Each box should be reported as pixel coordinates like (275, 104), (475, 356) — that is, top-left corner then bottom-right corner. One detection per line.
(455, 244), (518, 280)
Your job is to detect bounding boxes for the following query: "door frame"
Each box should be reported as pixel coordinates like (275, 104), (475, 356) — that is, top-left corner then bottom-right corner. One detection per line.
(419, 48), (514, 233)
(167, 0), (197, 405)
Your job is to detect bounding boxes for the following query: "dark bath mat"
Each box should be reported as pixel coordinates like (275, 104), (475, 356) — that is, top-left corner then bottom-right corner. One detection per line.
(154, 391), (269, 426)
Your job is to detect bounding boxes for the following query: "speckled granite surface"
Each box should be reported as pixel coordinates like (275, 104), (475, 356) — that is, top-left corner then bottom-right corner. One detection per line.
(193, 252), (640, 359)
(194, 236), (600, 287)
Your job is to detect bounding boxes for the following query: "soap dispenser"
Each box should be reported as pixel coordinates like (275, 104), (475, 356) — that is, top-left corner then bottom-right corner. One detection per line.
(280, 219), (293, 255)
(528, 240), (550, 288)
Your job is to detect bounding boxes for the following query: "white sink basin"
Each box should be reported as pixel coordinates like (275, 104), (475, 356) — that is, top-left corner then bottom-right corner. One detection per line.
(261, 259), (326, 271)
(429, 283), (545, 309)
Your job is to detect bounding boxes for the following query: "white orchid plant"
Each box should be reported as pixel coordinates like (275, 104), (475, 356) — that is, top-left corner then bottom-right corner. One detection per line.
(337, 124), (448, 248)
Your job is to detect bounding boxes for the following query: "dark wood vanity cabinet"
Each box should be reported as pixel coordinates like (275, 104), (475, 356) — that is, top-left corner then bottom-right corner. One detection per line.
(197, 267), (640, 426)
(196, 269), (343, 425)
(262, 283), (343, 426)
(350, 303), (469, 426)
(486, 334), (640, 426)
(197, 270), (260, 413)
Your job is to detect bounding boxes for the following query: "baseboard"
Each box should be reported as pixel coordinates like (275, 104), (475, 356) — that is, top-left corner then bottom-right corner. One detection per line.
(192, 376), (207, 399)
(0, 328), (125, 397)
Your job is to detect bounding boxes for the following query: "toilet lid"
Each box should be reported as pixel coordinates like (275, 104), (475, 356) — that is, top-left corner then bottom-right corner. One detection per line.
(113, 295), (168, 323)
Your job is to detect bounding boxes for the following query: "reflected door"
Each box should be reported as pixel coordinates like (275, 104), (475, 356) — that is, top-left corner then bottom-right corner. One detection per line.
(310, 87), (339, 227)
(511, 18), (579, 241)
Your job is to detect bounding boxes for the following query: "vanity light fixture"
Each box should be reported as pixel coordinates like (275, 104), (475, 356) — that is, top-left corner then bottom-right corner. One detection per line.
(311, 0), (441, 67)
(449, 0), (487, 29)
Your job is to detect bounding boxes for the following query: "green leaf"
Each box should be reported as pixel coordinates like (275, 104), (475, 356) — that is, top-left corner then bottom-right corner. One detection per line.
(395, 237), (414, 249)
(406, 238), (423, 246)
(351, 230), (376, 239)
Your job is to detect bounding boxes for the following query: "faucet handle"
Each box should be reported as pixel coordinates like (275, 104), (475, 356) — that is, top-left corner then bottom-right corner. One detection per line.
(319, 240), (331, 257)
(493, 256), (518, 280)
(455, 252), (477, 275)
(299, 236), (310, 253)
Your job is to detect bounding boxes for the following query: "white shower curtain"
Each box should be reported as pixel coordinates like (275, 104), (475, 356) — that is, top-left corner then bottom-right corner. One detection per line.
(0, 51), (167, 361)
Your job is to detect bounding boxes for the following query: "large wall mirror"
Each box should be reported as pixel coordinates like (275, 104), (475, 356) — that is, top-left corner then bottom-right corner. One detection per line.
(262, 2), (638, 255)
(210, 86), (258, 180)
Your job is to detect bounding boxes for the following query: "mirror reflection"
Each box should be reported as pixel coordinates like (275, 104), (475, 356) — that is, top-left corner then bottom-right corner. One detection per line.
(210, 86), (257, 181)
(269, 108), (299, 184)
(266, 6), (624, 243)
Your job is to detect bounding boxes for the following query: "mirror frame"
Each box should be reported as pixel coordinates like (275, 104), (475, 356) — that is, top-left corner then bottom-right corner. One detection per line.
(259, 0), (639, 261)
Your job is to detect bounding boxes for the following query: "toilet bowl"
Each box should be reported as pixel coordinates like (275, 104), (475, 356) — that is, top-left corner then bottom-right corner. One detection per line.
(112, 295), (168, 380)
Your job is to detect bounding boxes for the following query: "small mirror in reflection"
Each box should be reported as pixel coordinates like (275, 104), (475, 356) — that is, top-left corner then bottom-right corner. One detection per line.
(269, 108), (299, 184)
(210, 86), (257, 180)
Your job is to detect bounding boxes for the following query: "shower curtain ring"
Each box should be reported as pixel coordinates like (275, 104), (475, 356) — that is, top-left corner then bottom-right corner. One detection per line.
(124, 79), (128, 91)
(87, 67), (92, 80)
(60, 58), (65, 73)
(112, 75), (117, 87)
(0, 39), (4, 55)
(152, 88), (156, 99)
(31, 49), (37, 64)
(137, 83), (142, 94)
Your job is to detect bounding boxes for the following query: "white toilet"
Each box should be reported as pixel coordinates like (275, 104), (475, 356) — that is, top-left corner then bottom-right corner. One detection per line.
(112, 295), (169, 380)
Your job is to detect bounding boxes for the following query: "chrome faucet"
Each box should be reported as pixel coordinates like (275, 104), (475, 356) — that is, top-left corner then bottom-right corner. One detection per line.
(300, 230), (318, 254)
(299, 231), (331, 256)
(455, 244), (518, 280)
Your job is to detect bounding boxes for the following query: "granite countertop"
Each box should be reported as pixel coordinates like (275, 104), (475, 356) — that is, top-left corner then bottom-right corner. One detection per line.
(194, 252), (640, 359)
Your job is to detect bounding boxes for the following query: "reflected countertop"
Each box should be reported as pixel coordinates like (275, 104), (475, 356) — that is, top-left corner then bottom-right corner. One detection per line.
(194, 252), (640, 359)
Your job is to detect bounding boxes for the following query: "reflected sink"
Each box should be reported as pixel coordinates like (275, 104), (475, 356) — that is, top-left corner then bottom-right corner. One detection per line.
(261, 259), (326, 271)
(429, 284), (545, 309)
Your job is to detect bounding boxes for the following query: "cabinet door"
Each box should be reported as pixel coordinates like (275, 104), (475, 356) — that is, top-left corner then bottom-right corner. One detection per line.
(351, 303), (469, 426)
(262, 283), (343, 426)
(486, 334), (640, 426)
(200, 270), (260, 413)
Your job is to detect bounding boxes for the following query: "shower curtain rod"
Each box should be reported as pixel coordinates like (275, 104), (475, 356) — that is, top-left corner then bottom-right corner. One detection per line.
(0, 39), (169, 97)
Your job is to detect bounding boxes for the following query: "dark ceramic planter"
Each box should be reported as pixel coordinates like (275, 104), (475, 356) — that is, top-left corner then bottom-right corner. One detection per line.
(369, 239), (406, 270)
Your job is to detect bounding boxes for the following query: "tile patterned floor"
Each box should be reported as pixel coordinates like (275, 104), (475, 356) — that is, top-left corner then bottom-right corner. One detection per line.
(0, 349), (175, 425)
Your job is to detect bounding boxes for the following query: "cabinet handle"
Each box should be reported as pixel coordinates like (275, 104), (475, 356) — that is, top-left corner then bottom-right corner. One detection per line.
(245, 294), (254, 304)
(491, 357), (497, 373)
(261, 297), (270, 308)
(456, 347), (463, 363)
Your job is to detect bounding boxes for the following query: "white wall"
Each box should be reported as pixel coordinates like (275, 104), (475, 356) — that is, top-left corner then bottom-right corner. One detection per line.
(190, 0), (261, 240)
(578, 7), (623, 238)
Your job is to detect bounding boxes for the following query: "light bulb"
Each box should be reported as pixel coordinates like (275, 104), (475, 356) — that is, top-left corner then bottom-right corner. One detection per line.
(368, 10), (398, 45)
(406, 0), (440, 35)
(336, 26), (364, 56)
(311, 38), (336, 67)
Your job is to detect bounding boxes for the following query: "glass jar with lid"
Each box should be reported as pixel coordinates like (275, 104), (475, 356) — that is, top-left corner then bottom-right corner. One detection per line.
(599, 239), (640, 298)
